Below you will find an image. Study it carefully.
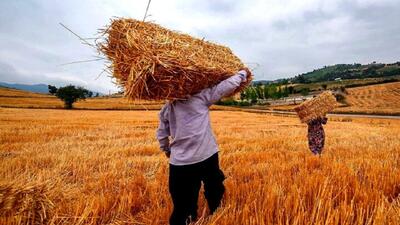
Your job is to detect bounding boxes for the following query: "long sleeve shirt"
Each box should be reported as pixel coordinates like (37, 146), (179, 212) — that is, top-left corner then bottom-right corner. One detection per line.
(156, 71), (247, 165)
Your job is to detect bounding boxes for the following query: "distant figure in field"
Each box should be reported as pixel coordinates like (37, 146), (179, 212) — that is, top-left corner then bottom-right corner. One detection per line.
(156, 69), (250, 225)
(307, 117), (328, 155)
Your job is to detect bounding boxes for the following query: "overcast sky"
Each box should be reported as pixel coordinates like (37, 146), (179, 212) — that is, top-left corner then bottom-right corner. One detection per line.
(0, 0), (399, 93)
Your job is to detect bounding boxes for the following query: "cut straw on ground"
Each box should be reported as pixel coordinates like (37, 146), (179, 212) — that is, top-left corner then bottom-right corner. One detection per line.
(0, 181), (54, 225)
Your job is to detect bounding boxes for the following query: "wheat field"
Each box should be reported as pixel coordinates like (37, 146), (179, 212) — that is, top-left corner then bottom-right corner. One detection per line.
(1, 82), (399, 115)
(0, 88), (239, 111)
(1, 108), (399, 225)
(335, 82), (400, 115)
(0, 87), (165, 110)
(266, 82), (400, 115)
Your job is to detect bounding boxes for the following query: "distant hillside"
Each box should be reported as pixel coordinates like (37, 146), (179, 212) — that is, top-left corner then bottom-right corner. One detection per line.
(0, 82), (49, 93)
(290, 62), (400, 83)
(0, 82), (104, 96)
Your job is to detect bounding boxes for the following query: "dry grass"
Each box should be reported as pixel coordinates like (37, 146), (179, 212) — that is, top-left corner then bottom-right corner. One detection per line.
(0, 181), (55, 225)
(0, 87), (163, 110)
(0, 87), (240, 111)
(99, 18), (251, 100)
(1, 108), (399, 224)
(0, 88), (48, 98)
(334, 82), (400, 115)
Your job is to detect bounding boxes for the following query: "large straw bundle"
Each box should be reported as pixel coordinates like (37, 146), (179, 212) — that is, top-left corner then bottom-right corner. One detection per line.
(294, 91), (337, 123)
(99, 18), (252, 100)
(0, 182), (54, 224)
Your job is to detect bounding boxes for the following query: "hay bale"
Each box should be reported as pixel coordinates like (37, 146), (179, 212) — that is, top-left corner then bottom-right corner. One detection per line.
(98, 18), (252, 100)
(0, 182), (54, 224)
(294, 91), (337, 123)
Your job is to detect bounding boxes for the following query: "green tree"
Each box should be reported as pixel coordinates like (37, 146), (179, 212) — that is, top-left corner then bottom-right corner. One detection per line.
(276, 87), (282, 99)
(242, 87), (253, 102)
(248, 87), (258, 103)
(282, 86), (289, 98)
(48, 85), (58, 95)
(280, 79), (289, 85)
(268, 85), (281, 99)
(288, 86), (295, 94)
(296, 75), (306, 83)
(255, 85), (264, 99)
(56, 85), (89, 109)
(300, 88), (310, 96)
(240, 91), (246, 101)
(263, 85), (270, 99)
(267, 85), (274, 99)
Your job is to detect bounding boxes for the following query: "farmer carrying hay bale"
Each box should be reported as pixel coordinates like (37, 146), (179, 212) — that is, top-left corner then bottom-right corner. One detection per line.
(98, 18), (251, 100)
(294, 91), (337, 155)
(156, 68), (251, 225)
(100, 18), (252, 225)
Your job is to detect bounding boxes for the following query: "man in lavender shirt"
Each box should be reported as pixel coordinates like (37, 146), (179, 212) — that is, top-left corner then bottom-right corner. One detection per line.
(157, 68), (250, 225)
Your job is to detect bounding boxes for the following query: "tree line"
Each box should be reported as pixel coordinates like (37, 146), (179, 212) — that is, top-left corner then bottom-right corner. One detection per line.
(239, 84), (311, 103)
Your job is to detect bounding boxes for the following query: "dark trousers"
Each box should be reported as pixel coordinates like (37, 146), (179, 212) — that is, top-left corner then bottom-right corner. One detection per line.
(169, 153), (225, 225)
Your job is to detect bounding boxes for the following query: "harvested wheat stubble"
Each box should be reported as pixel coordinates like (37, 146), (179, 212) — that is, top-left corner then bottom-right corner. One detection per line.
(98, 18), (252, 100)
(0, 182), (54, 225)
(294, 91), (337, 123)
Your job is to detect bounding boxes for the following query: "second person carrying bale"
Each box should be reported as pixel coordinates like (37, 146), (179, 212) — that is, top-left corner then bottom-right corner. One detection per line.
(295, 91), (338, 155)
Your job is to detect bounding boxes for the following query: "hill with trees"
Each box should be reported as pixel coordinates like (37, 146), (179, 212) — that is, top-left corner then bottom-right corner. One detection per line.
(220, 61), (400, 107)
(0, 82), (49, 93)
(290, 62), (400, 83)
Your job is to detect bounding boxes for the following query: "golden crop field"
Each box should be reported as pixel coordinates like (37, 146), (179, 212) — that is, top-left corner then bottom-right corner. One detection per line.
(0, 87), (163, 110)
(0, 88), (47, 98)
(1, 108), (399, 225)
(268, 82), (400, 115)
(0, 87), (237, 111)
(2, 81), (399, 115)
(334, 82), (400, 115)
